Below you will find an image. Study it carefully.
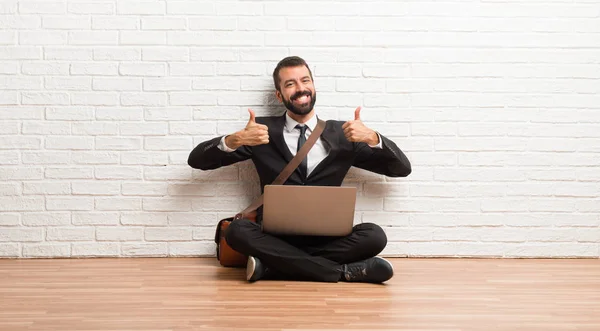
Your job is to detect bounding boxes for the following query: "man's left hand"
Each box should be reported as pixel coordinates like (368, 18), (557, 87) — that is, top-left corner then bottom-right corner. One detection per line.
(342, 107), (379, 145)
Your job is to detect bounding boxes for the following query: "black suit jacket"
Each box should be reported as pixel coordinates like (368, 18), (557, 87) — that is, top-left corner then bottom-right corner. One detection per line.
(188, 114), (411, 191)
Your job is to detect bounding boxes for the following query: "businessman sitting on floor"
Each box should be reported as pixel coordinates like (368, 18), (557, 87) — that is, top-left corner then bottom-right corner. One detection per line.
(188, 56), (411, 283)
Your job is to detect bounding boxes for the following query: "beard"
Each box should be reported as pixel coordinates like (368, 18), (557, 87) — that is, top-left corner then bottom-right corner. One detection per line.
(282, 90), (316, 116)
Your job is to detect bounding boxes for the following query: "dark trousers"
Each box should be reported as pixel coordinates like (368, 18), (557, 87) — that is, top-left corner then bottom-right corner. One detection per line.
(225, 220), (387, 282)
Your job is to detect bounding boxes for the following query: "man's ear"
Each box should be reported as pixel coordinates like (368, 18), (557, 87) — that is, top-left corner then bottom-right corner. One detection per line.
(275, 90), (283, 102)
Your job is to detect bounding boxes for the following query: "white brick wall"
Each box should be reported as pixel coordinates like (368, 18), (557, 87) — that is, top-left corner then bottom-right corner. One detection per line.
(1, 0), (599, 259)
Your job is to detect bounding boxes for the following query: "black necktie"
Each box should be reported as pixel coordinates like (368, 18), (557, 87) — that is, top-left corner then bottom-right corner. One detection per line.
(295, 124), (308, 180)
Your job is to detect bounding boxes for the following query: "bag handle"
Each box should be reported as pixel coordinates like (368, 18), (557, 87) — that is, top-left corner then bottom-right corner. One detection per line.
(235, 119), (327, 219)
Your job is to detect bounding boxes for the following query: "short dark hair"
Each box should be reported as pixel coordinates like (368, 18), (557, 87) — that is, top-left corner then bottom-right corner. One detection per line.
(272, 56), (314, 91)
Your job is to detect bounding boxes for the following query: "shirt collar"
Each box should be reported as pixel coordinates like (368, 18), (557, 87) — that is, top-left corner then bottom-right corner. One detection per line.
(284, 112), (318, 133)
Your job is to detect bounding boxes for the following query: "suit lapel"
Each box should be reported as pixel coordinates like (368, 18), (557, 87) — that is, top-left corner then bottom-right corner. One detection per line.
(271, 114), (294, 164)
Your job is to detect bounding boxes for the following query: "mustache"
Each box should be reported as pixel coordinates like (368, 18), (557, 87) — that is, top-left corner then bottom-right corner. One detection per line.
(291, 90), (311, 101)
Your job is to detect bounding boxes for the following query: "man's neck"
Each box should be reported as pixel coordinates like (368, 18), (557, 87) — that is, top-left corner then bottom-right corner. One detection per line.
(286, 110), (315, 124)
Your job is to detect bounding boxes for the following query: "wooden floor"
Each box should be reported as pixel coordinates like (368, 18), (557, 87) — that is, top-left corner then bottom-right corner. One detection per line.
(0, 258), (599, 331)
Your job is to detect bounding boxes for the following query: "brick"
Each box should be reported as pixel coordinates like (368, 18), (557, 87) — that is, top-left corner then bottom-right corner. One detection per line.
(19, 2), (66, 14)
(22, 212), (70, 226)
(189, 17), (237, 31)
(72, 243), (119, 257)
(121, 152), (168, 165)
(144, 78), (191, 91)
(121, 92), (167, 106)
(141, 18), (186, 30)
(217, 92), (264, 106)
(167, 2), (215, 15)
(0, 63), (18, 75)
(2, 214), (21, 226)
(71, 62), (118, 76)
(45, 77), (92, 91)
(169, 242), (215, 257)
(192, 107), (239, 120)
(72, 212), (119, 226)
(192, 227), (215, 240)
(0, 183), (21, 196)
(120, 31), (167, 45)
(23, 244), (70, 257)
(121, 212), (167, 226)
(93, 17), (139, 30)
(46, 107), (94, 120)
(46, 197), (94, 211)
(142, 47), (189, 61)
(122, 182), (168, 196)
(94, 47), (141, 61)
(71, 151), (119, 165)
(168, 31), (262, 46)
(122, 243), (167, 256)
(169, 122), (217, 135)
(118, 1), (165, 15)
(22, 92), (69, 105)
(44, 47), (92, 60)
(167, 213), (217, 226)
(169, 93), (216, 106)
(0, 46), (41, 60)
(0, 227), (43, 241)
(120, 123), (167, 136)
(95, 198), (141, 211)
(0, 31), (17, 44)
(96, 227), (143, 241)
(0, 107), (43, 120)
(145, 227), (192, 241)
(72, 181), (120, 195)
(43, 16), (90, 29)
(72, 92), (119, 106)
(0, 92), (18, 104)
(0, 122), (18, 135)
(0, 244), (20, 257)
(190, 48), (237, 61)
(120, 63), (165, 77)
(217, 63), (266, 76)
(72, 122), (119, 136)
(68, 2), (114, 14)
(23, 182), (70, 195)
(169, 63), (215, 76)
(0, 168), (43, 180)
(45, 137), (94, 150)
(95, 137), (142, 150)
(45, 167), (93, 179)
(93, 78), (141, 91)
(95, 167), (142, 180)
(19, 31), (66, 45)
(143, 198), (192, 212)
(0, 76), (42, 89)
(144, 107), (191, 121)
(144, 137), (192, 151)
(46, 227), (94, 241)
(288, 18), (335, 31)
(0, 136), (41, 150)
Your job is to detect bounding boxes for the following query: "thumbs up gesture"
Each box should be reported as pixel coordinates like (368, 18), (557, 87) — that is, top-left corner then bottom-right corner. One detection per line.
(342, 107), (379, 145)
(225, 109), (270, 149)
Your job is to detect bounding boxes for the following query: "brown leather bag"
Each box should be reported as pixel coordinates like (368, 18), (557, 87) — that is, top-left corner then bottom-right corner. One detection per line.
(214, 119), (326, 267)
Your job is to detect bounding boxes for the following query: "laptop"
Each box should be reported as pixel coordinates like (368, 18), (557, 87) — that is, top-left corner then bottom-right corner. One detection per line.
(261, 185), (357, 236)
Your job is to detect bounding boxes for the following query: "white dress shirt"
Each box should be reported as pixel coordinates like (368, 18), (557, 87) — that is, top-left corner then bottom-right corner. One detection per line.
(218, 113), (382, 177)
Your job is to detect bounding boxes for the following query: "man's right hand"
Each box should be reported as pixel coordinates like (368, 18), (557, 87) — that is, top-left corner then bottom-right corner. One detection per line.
(224, 109), (270, 150)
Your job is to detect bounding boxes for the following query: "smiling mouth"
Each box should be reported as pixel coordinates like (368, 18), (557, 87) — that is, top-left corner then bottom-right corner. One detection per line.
(293, 94), (310, 104)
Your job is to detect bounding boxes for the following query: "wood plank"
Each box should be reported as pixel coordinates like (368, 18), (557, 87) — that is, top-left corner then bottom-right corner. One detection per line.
(0, 258), (599, 331)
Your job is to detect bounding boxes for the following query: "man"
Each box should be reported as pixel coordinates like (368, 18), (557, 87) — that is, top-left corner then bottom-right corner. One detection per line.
(188, 56), (411, 283)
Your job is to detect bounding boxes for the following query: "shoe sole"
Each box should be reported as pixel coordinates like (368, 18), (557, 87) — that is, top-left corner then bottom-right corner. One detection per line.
(246, 257), (256, 281)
